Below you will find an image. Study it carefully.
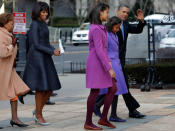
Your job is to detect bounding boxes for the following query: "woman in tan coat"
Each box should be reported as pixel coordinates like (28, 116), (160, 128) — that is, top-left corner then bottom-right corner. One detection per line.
(0, 13), (30, 128)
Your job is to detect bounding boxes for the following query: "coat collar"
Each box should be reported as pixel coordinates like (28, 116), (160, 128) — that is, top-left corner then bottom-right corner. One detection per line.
(91, 24), (106, 30)
(0, 27), (13, 37)
(108, 32), (118, 43)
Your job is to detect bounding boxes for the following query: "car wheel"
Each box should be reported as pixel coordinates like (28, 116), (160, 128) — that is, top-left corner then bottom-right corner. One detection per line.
(73, 43), (79, 46)
(140, 85), (145, 92)
(145, 85), (151, 92)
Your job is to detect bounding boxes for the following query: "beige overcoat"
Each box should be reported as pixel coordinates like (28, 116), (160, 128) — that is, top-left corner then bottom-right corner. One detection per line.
(0, 27), (30, 101)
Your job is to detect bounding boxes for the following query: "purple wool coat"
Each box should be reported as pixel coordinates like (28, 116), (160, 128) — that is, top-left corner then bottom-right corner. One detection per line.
(99, 32), (128, 95)
(86, 24), (113, 89)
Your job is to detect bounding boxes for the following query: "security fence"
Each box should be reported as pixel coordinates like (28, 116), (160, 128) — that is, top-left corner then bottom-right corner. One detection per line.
(48, 27), (78, 44)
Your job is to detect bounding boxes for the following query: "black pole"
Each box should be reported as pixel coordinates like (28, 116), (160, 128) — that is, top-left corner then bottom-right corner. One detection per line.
(152, 24), (156, 65)
(14, 0), (26, 76)
(148, 24), (151, 65)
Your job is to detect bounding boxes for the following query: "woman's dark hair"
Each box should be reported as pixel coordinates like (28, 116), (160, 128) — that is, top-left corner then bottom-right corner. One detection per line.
(89, 2), (109, 24)
(0, 13), (13, 27)
(31, 1), (50, 20)
(106, 16), (121, 32)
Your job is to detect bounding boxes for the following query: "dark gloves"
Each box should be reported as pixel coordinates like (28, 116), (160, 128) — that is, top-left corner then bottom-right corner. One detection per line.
(13, 59), (16, 67)
(12, 36), (18, 47)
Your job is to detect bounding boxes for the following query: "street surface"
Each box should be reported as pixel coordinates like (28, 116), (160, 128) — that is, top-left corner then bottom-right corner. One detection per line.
(0, 74), (175, 131)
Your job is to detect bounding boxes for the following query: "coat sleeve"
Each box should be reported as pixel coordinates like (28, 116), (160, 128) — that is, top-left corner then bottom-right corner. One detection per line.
(0, 42), (14, 58)
(128, 20), (146, 34)
(31, 21), (55, 55)
(93, 28), (112, 72)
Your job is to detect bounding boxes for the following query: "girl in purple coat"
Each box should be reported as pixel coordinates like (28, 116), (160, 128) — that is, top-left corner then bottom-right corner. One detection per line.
(99, 16), (128, 122)
(84, 3), (117, 130)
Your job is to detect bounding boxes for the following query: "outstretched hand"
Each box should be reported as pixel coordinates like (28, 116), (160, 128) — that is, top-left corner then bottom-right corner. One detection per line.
(12, 36), (18, 47)
(135, 9), (144, 22)
(54, 48), (61, 56)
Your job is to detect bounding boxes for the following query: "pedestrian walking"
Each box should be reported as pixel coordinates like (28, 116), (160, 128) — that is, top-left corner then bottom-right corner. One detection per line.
(0, 13), (30, 128)
(95, 16), (128, 122)
(23, 1), (61, 125)
(84, 2), (117, 130)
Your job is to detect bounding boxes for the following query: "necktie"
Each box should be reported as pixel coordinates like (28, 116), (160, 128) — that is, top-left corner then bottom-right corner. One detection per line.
(120, 22), (124, 40)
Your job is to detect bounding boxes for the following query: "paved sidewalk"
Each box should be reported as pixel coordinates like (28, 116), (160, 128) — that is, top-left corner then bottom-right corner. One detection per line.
(0, 74), (175, 131)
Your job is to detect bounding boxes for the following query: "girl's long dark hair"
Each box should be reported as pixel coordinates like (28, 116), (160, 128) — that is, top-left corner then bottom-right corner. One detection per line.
(89, 2), (109, 25)
(106, 16), (121, 32)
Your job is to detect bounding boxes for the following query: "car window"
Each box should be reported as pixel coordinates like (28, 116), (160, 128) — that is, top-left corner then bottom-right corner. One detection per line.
(171, 25), (175, 29)
(168, 30), (175, 37)
(85, 24), (90, 30)
(146, 19), (161, 24)
(80, 24), (90, 30)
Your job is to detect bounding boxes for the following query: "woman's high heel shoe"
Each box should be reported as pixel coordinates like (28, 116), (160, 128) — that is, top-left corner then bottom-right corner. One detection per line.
(32, 109), (36, 116)
(33, 116), (50, 126)
(10, 120), (29, 127)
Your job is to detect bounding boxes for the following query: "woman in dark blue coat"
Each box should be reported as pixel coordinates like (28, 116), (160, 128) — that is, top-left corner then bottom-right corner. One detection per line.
(23, 2), (61, 125)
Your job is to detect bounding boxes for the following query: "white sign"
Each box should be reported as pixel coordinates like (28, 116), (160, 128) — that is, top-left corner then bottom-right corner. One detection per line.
(13, 12), (26, 34)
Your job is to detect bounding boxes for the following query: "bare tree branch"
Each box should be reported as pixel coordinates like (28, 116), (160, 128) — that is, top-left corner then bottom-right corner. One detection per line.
(139, 0), (143, 10)
(143, 0), (149, 13)
(125, 0), (136, 17)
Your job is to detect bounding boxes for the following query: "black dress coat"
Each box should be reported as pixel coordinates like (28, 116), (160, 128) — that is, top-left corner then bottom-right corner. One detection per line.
(23, 20), (61, 91)
(116, 20), (146, 111)
(117, 20), (146, 66)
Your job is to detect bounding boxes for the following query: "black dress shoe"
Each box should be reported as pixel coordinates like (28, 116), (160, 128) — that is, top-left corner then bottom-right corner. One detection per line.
(109, 116), (126, 122)
(10, 120), (29, 127)
(129, 110), (146, 118)
(46, 100), (55, 105)
(18, 95), (24, 104)
(51, 93), (57, 97)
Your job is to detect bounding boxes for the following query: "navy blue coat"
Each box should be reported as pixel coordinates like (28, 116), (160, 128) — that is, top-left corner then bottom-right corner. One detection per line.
(23, 20), (61, 91)
(117, 20), (146, 66)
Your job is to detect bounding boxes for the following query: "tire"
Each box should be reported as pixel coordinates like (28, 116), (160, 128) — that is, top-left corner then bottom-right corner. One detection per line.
(140, 85), (145, 92)
(145, 85), (151, 92)
(155, 82), (164, 89)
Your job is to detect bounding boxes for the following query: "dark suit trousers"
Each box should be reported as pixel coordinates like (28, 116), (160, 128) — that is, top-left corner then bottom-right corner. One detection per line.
(95, 66), (140, 113)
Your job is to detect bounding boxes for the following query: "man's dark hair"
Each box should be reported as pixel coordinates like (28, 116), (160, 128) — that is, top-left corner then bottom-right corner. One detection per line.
(118, 4), (130, 10)
(31, 1), (50, 20)
(106, 16), (121, 32)
(89, 2), (109, 24)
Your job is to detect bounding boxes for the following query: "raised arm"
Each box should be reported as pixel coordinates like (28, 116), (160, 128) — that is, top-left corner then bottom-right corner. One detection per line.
(128, 9), (146, 34)
(128, 20), (146, 34)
